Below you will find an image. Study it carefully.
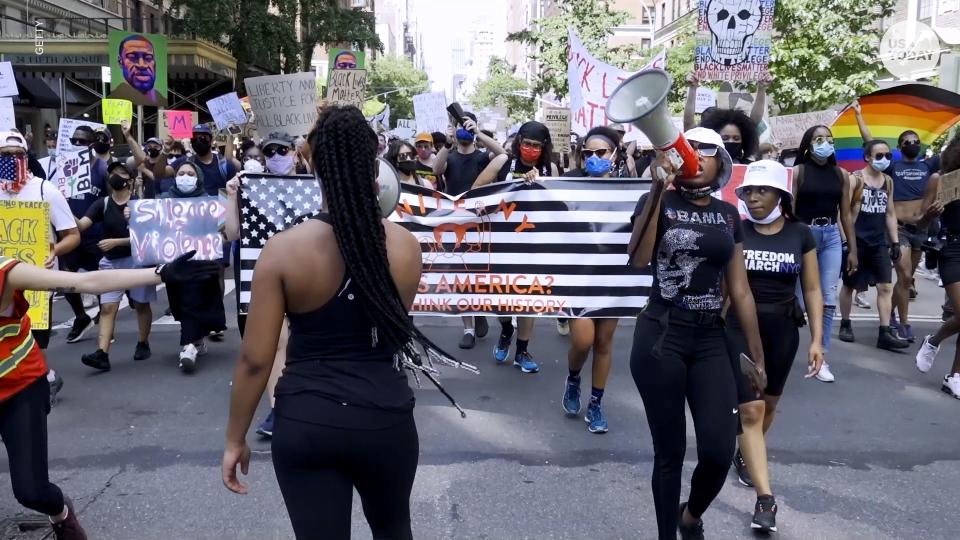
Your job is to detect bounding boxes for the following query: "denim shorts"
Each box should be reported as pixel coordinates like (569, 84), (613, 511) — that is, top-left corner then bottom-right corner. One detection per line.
(98, 256), (157, 305)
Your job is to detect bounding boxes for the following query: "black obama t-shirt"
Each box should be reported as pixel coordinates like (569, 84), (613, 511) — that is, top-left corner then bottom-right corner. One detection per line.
(633, 190), (742, 312)
(741, 220), (816, 304)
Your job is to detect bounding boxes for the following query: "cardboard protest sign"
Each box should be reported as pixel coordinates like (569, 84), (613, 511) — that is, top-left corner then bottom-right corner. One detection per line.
(938, 169), (960, 206)
(391, 119), (416, 140)
(694, 0), (775, 81)
(164, 110), (193, 138)
(326, 49), (366, 86)
(0, 61), (16, 97)
(0, 97), (13, 130)
(566, 30), (666, 143)
(0, 201), (51, 329)
(129, 197), (226, 265)
(158, 109), (198, 140)
(326, 69), (367, 108)
(244, 72), (318, 137)
(543, 107), (571, 153)
(101, 98), (133, 125)
(56, 118), (105, 155)
(413, 92), (448, 134)
(206, 92), (248, 131)
(108, 31), (168, 106)
(51, 150), (95, 199)
(695, 87), (717, 113)
(768, 110), (837, 149)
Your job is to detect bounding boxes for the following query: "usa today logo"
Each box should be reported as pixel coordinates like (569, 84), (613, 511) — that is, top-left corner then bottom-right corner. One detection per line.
(879, 21), (942, 79)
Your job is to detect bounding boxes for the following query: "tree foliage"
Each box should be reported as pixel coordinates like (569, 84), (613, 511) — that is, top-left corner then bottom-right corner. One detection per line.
(467, 58), (536, 123)
(298, 0), (382, 71)
(367, 56), (430, 124)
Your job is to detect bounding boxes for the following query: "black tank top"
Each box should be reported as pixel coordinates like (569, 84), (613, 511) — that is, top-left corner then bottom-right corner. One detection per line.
(273, 213), (414, 428)
(495, 158), (550, 183)
(852, 172), (890, 246)
(795, 161), (843, 223)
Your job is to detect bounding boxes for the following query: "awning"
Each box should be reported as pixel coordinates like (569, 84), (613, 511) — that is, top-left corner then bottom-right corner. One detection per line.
(14, 75), (60, 109)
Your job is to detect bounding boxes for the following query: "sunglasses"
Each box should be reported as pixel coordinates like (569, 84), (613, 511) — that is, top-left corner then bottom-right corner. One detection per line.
(691, 142), (719, 157)
(872, 152), (893, 160)
(168, 153), (183, 159)
(813, 136), (834, 145)
(580, 148), (612, 159)
(397, 151), (416, 161)
(520, 141), (543, 150)
(901, 140), (920, 146)
(263, 146), (290, 157)
(69, 137), (92, 146)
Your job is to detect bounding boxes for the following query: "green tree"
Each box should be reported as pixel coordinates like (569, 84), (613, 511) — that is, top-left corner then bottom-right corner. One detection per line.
(467, 58), (536, 123)
(366, 56), (429, 125)
(506, 0), (636, 98)
(769, 0), (897, 113)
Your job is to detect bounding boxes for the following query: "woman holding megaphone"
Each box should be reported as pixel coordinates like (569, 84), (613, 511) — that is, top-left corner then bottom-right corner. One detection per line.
(628, 127), (764, 540)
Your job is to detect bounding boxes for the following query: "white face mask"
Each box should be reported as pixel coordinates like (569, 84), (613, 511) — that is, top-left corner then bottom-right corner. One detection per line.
(738, 197), (783, 225)
(175, 174), (198, 192)
(871, 157), (890, 172)
(244, 159), (265, 173)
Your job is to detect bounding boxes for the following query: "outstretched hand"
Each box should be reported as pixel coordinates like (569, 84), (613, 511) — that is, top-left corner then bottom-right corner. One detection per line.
(157, 250), (221, 284)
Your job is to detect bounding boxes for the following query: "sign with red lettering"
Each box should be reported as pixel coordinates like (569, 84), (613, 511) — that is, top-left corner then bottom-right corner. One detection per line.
(566, 30), (665, 143)
(129, 197), (225, 265)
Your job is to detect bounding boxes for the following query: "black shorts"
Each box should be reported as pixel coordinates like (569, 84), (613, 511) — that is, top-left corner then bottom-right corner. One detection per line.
(897, 223), (925, 250)
(60, 241), (102, 272)
(842, 242), (892, 290)
(940, 239), (960, 286)
(727, 310), (801, 401)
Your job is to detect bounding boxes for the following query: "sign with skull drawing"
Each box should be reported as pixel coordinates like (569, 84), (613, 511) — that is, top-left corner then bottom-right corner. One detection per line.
(694, 0), (775, 81)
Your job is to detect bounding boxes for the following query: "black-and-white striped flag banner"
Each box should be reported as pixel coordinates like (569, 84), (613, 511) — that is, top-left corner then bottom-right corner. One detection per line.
(238, 176), (652, 318)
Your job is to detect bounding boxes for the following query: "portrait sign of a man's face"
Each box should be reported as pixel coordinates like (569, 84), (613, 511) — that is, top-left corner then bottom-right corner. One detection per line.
(326, 49), (366, 86)
(334, 52), (358, 70)
(108, 31), (168, 107)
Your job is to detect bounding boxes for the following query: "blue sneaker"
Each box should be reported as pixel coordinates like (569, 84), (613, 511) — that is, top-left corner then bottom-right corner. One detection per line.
(899, 323), (916, 343)
(513, 351), (539, 373)
(493, 335), (511, 364)
(562, 378), (581, 416)
(585, 400), (608, 433)
(256, 409), (274, 438)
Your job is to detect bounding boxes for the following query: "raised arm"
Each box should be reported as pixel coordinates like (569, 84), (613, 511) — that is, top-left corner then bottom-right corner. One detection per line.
(223, 176), (242, 242)
(223, 125), (242, 170)
(123, 121), (146, 168)
(750, 78), (768, 125)
(467, 118), (505, 157)
(852, 100), (873, 142)
(628, 153), (672, 267)
(683, 73), (699, 132)
(433, 126), (454, 176)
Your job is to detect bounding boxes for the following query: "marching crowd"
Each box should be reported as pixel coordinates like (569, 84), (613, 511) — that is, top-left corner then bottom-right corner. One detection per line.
(1, 76), (959, 539)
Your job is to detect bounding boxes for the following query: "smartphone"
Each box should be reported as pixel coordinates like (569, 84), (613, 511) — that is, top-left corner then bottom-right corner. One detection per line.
(739, 353), (767, 390)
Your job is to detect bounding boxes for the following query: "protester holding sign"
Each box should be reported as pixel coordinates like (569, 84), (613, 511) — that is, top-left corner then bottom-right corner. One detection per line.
(159, 161), (226, 373)
(700, 108), (761, 165)
(628, 127), (764, 540)
(0, 250), (217, 540)
(76, 163), (156, 371)
(684, 74), (769, 134)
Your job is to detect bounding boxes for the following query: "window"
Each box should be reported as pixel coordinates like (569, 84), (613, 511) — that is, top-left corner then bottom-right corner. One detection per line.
(661, 2), (667, 25)
(919, 0), (933, 19)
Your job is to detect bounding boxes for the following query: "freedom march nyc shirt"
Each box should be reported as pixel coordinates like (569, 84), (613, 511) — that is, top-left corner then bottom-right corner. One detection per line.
(741, 220), (816, 304)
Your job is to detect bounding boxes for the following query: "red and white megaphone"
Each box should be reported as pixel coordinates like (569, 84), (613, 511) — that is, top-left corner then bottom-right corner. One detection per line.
(606, 69), (699, 179)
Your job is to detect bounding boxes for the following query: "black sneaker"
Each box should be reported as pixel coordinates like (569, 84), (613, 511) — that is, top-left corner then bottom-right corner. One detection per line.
(678, 502), (705, 540)
(65, 314), (93, 344)
(458, 333), (476, 349)
(751, 494), (778, 532)
(734, 448), (753, 487)
(475, 317), (489, 339)
(49, 371), (64, 406)
(877, 326), (909, 351)
(838, 320), (854, 343)
(51, 496), (87, 540)
(133, 341), (151, 361)
(208, 330), (225, 342)
(81, 349), (110, 371)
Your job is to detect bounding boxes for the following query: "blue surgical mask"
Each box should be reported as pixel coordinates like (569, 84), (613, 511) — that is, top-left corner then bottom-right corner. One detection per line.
(870, 157), (890, 172)
(455, 128), (474, 143)
(584, 155), (612, 177)
(812, 141), (835, 160)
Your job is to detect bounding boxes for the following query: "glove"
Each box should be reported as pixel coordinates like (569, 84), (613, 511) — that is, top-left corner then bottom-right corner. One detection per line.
(890, 242), (901, 262)
(155, 250), (221, 284)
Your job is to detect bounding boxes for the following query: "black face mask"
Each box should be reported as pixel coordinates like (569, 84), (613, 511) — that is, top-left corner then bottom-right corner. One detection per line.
(901, 143), (921, 159)
(108, 174), (129, 191)
(191, 138), (212, 155)
(397, 161), (418, 175)
(724, 142), (743, 159)
(93, 142), (112, 154)
(146, 148), (160, 159)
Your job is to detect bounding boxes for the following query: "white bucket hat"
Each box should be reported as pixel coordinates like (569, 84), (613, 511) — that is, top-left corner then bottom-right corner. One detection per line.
(735, 160), (792, 205)
(684, 127), (733, 189)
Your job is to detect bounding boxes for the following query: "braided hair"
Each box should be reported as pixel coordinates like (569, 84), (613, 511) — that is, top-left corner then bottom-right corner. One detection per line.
(309, 105), (475, 415)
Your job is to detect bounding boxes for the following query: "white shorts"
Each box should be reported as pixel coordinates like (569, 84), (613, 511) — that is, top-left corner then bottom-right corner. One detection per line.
(98, 256), (157, 305)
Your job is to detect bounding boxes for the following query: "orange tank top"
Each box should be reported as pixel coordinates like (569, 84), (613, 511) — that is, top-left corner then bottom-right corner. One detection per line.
(0, 257), (47, 402)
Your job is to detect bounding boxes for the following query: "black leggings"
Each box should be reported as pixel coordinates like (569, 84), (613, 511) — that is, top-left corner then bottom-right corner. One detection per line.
(0, 375), (64, 516)
(630, 313), (737, 540)
(271, 413), (419, 540)
(728, 313), (800, 402)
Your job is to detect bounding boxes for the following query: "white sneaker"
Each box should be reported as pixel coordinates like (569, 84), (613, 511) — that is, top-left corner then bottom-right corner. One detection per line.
(854, 292), (871, 309)
(556, 320), (570, 336)
(816, 362), (835, 383)
(82, 293), (97, 308)
(179, 343), (198, 373)
(916, 335), (940, 373)
(941, 374), (960, 399)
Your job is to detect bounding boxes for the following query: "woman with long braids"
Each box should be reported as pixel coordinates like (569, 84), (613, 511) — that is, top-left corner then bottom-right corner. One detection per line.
(221, 106), (475, 539)
(792, 125), (858, 383)
(628, 127), (764, 540)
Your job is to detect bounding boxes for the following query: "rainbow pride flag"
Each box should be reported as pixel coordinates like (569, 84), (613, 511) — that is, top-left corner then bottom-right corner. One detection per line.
(831, 84), (960, 172)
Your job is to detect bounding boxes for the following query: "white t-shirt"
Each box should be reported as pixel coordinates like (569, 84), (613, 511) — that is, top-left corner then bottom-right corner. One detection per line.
(0, 176), (78, 267)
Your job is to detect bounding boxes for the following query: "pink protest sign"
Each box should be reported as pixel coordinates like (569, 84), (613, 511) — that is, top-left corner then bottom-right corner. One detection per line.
(165, 110), (193, 139)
